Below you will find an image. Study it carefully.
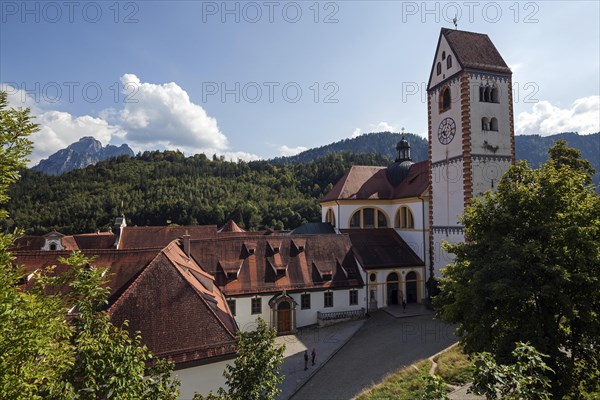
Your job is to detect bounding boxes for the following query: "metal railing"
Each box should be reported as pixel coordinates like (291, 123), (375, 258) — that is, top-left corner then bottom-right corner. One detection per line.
(317, 308), (365, 321)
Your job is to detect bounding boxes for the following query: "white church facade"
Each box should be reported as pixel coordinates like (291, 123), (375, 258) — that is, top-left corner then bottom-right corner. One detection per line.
(321, 28), (515, 305)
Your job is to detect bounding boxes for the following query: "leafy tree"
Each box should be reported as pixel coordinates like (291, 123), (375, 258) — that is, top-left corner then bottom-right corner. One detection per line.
(51, 252), (179, 399)
(434, 141), (600, 397)
(418, 374), (449, 400)
(0, 237), (73, 399)
(0, 91), (179, 399)
(471, 342), (553, 400)
(0, 91), (35, 218)
(194, 317), (285, 400)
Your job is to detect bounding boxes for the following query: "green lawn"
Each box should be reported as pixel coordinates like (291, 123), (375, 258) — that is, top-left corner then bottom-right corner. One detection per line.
(433, 345), (474, 386)
(355, 359), (433, 400)
(356, 345), (474, 399)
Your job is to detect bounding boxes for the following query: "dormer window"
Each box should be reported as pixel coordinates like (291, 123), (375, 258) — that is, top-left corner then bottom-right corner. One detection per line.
(447, 55), (452, 69)
(436, 62), (442, 76)
(49, 244), (57, 251)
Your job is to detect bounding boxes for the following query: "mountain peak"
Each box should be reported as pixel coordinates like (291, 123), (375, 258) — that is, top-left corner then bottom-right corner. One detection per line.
(32, 137), (135, 175)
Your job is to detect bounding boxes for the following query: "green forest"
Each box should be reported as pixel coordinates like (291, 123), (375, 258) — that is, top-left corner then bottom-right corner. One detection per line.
(5, 131), (598, 235)
(4, 151), (390, 234)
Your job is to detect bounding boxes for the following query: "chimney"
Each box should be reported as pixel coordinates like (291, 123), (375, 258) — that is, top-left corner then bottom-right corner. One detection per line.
(182, 230), (191, 257)
(113, 215), (127, 250)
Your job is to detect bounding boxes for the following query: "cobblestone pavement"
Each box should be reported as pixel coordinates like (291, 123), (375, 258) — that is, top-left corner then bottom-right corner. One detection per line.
(276, 320), (366, 400)
(290, 309), (457, 400)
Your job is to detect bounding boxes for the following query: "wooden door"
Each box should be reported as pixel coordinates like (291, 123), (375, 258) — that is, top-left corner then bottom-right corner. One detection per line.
(277, 302), (291, 333)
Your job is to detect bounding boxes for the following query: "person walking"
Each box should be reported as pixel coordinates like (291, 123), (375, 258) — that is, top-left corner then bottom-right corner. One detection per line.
(402, 299), (407, 313)
(311, 347), (317, 366)
(303, 350), (308, 371)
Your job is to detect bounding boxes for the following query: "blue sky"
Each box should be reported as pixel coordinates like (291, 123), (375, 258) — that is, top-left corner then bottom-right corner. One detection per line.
(1, 1), (599, 164)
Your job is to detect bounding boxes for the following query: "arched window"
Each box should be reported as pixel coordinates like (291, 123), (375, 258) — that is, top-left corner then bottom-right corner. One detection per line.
(325, 208), (336, 227)
(446, 55), (452, 69)
(484, 86), (491, 102)
(49, 243), (57, 251)
(442, 51), (446, 60)
(482, 117), (490, 131)
(349, 208), (389, 229)
(479, 85), (484, 102)
(491, 87), (499, 103)
(490, 117), (499, 131)
(395, 206), (415, 229)
(439, 86), (451, 113)
(436, 62), (442, 76)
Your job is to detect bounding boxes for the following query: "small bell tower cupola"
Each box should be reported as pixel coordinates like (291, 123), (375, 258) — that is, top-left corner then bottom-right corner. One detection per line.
(395, 128), (412, 162)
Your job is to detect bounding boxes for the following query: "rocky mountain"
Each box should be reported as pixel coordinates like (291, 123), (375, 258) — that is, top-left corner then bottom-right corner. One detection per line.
(32, 137), (135, 175)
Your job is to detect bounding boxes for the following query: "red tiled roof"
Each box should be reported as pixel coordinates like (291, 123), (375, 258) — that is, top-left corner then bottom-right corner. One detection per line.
(441, 28), (511, 74)
(118, 225), (217, 249)
(10, 236), (45, 251)
(190, 234), (364, 296)
(342, 229), (424, 269)
(109, 241), (237, 364)
(12, 242), (237, 366)
(72, 232), (116, 249)
(321, 161), (429, 202)
(13, 248), (161, 302)
(218, 220), (246, 233)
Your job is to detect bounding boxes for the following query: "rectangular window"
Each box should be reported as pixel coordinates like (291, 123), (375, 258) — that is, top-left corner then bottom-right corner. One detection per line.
(301, 293), (311, 310)
(349, 290), (358, 306)
(324, 292), (333, 308)
(227, 299), (236, 316)
(251, 298), (262, 315)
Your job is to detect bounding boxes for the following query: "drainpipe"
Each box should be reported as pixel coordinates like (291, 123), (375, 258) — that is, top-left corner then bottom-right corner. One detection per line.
(420, 196), (427, 298)
(335, 200), (341, 234)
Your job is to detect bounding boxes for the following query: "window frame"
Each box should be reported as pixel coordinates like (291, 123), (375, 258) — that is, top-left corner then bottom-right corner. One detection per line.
(349, 290), (359, 306)
(301, 293), (311, 310)
(324, 292), (334, 308)
(395, 206), (415, 229)
(251, 297), (262, 315)
(349, 207), (389, 229)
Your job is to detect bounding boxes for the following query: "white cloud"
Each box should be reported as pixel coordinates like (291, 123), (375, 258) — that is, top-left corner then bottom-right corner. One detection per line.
(278, 145), (308, 157)
(2, 83), (126, 165)
(372, 121), (396, 132)
(1, 83), (43, 115)
(508, 63), (522, 73)
(351, 121), (398, 138)
(3, 76), (260, 165)
(517, 96), (600, 135)
(103, 74), (228, 153)
(31, 111), (126, 164)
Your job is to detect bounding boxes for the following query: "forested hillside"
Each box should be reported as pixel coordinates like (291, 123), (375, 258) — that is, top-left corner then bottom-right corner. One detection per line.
(4, 151), (390, 235)
(5, 131), (598, 235)
(272, 132), (428, 164)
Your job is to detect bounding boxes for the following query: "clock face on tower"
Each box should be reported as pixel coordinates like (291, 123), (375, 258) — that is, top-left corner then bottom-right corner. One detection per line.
(437, 117), (456, 145)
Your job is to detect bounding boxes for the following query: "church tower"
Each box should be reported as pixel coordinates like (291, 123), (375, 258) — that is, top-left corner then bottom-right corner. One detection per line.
(428, 28), (515, 277)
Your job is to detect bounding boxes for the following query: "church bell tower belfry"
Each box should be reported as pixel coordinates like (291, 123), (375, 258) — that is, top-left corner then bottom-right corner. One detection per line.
(427, 28), (515, 278)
